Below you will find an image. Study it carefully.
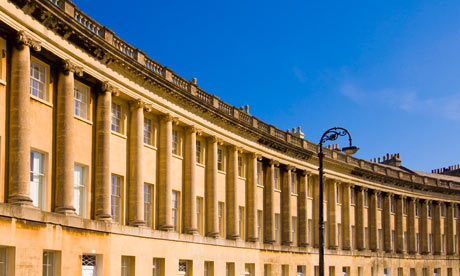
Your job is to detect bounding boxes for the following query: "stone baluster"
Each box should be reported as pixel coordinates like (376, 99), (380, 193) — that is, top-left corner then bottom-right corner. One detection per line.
(383, 192), (393, 253)
(184, 126), (198, 234)
(264, 159), (276, 243)
(407, 197), (417, 254)
(206, 136), (219, 237)
(246, 153), (258, 241)
(368, 189), (378, 251)
(282, 165), (294, 245)
(327, 179), (337, 249)
(226, 146), (239, 239)
(158, 114), (175, 230)
(432, 201), (442, 255)
(445, 202), (454, 255)
(8, 31), (41, 205)
(95, 82), (114, 220)
(355, 186), (365, 250)
(420, 199), (429, 254)
(341, 183), (351, 250)
(55, 60), (82, 214)
(395, 195), (405, 253)
(127, 99), (145, 226)
(298, 170), (309, 247)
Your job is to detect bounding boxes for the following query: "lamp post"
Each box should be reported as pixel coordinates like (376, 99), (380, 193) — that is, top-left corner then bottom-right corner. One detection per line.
(318, 127), (359, 276)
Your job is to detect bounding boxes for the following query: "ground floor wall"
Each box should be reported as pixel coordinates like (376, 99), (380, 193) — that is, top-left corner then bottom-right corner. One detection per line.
(0, 205), (459, 276)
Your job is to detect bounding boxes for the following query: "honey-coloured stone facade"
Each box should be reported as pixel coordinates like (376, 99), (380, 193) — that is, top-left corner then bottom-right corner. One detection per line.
(0, 0), (459, 275)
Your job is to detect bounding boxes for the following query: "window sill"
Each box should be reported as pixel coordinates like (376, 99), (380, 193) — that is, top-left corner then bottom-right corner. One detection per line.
(238, 176), (246, 181)
(75, 115), (93, 125)
(196, 163), (205, 168)
(291, 193), (298, 197)
(0, 79), (6, 86)
(274, 189), (281, 193)
(256, 184), (264, 189)
(30, 95), (53, 107)
(111, 130), (127, 139)
(172, 154), (183, 160)
(144, 143), (157, 150)
(218, 170), (226, 175)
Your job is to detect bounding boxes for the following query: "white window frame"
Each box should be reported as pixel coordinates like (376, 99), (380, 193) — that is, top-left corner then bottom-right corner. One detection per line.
(172, 191), (179, 232)
(111, 175), (122, 223)
(74, 81), (89, 119)
(42, 251), (55, 276)
(0, 247), (8, 276)
(217, 148), (224, 171)
(144, 183), (153, 228)
(30, 57), (48, 101)
(111, 102), (122, 133)
(197, 197), (203, 235)
(274, 168), (280, 190)
(121, 256), (132, 276)
(238, 155), (244, 177)
(178, 260), (188, 275)
(144, 118), (153, 146)
(291, 173), (297, 194)
(256, 162), (262, 186)
(74, 164), (86, 217)
(30, 150), (46, 209)
(82, 254), (97, 276)
(196, 140), (203, 164)
(172, 129), (180, 155)
(218, 202), (225, 237)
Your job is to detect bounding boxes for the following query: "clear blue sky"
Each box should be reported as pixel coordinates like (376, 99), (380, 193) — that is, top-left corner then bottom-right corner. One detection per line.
(77, 0), (460, 172)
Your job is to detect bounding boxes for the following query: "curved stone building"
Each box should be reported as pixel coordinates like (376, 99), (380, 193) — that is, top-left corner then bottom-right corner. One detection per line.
(0, 0), (459, 275)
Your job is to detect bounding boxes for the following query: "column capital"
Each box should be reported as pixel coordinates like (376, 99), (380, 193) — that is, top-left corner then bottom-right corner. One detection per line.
(207, 135), (218, 144)
(299, 169), (312, 177)
(247, 152), (262, 160)
(62, 59), (83, 76)
(266, 159), (279, 167)
(101, 81), (119, 96)
(160, 113), (179, 125)
(368, 188), (380, 195)
(445, 201), (453, 207)
(285, 165), (296, 172)
(129, 99), (145, 110)
(15, 30), (41, 51)
(432, 200), (441, 206)
(394, 194), (405, 199)
(185, 125), (199, 134)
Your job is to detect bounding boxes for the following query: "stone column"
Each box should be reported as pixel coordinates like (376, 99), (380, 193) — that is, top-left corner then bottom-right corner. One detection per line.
(457, 204), (460, 256)
(95, 82), (113, 220)
(341, 183), (351, 250)
(420, 199), (429, 254)
(184, 126), (198, 234)
(158, 114), (175, 230)
(432, 201), (442, 255)
(264, 159), (276, 243)
(395, 195), (405, 253)
(327, 179), (337, 249)
(445, 202), (454, 255)
(368, 189), (378, 251)
(8, 31), (41, 205)
(226, 146), (239, 239)
(312, 175), (320, 247)
(355, 186), (365, 250)
(55, 60), (82, 214)
(127, 99), (145, 226)
(383, 192), (393, 253)
(407, 197), (417, 254)
(246, 153), (258, 241)
(206, 136), (219, 237)
(298, 171), (309, 247)
(282, 165), (294, 245)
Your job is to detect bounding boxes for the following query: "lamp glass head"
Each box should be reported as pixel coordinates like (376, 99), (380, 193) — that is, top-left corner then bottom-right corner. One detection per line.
(342, 146), (359, 155)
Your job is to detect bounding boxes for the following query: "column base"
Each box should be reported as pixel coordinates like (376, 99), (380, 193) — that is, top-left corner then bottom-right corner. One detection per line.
(8, 195), (33, 205)
(184, 228), (198, 234)
(158, 224), (174, 231)
(129, 220), (146, 227)
(55, 206), (76, 215)
(408, 250), (417, 255)
(282, 241), (293, 246)
(342, 246), (351, 251)
(264, 239), (276, 244)
(95, 213), (112, 221)
(396, 250), (406, 254)
(206, 232), (220, 238)
(328, 245), (338, 250)
(227, 234), (240, 240)
(247, 237), (258, 242)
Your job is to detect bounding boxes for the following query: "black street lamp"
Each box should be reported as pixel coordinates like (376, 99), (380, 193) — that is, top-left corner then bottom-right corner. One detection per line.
(318, 127), (359, 276)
